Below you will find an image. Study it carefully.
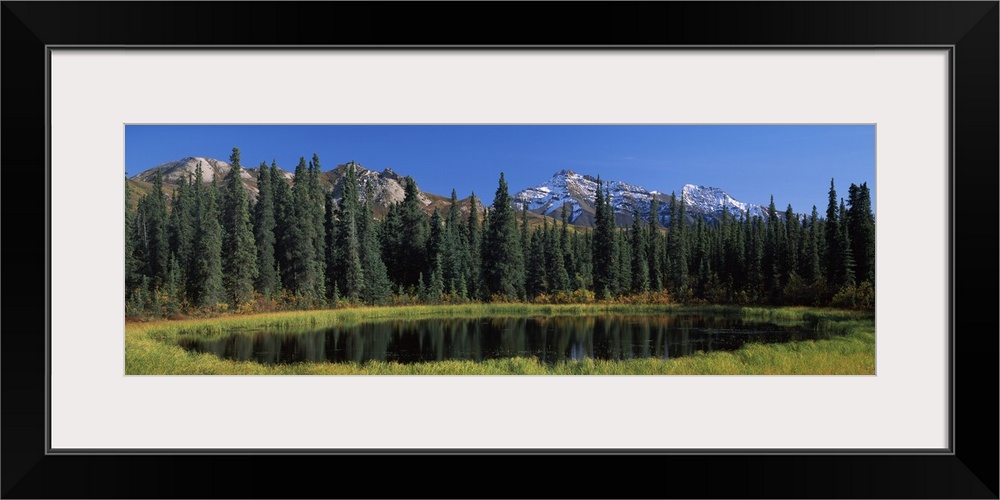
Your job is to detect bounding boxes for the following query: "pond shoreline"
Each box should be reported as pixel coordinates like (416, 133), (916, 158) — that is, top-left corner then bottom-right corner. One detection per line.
(125, 305), (875, 375)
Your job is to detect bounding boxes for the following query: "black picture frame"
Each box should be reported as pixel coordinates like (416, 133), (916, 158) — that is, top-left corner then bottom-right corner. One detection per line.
(3, 2), (996, 498)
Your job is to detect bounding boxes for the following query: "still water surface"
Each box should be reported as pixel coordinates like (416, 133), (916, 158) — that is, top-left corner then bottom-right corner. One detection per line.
(177, 314), (829, 366)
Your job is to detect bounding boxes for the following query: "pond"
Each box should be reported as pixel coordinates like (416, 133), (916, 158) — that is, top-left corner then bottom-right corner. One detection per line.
(176, 314), (834, 366)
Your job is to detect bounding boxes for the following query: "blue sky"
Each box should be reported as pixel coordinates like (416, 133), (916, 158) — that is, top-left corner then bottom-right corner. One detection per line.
(125, 125), (875, 213)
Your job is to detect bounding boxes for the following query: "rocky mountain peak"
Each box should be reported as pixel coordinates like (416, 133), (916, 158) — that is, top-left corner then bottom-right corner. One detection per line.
(513, 170), (770, 227)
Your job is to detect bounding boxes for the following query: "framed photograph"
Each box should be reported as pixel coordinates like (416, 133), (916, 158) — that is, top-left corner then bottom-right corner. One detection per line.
(4, 2), (996, 498)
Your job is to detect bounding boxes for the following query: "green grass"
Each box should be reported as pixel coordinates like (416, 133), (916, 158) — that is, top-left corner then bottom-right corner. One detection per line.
(125, 304), (875, 375)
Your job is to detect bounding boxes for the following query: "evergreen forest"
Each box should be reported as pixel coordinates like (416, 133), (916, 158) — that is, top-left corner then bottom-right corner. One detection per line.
(125, 149), (875, 319)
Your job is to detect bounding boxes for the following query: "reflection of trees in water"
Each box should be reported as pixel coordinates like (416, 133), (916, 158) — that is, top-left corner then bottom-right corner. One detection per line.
(341, 323), (391, 363)
(428, 319), (445, 361)
(257, 334), (280, 363)
(638, 321), (651, 358)
(449, 320), (467, 360)
(298, 331), (327, 363)
(679, 318), (692, 357)
(181, 314), (815, 365)
(497, 317), (527, 358)
(552, 316), (593, 362)
(233, 334), (254, 361)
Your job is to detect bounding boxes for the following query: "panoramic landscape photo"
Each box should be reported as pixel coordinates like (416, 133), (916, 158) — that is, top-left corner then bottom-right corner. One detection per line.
(124, 125), (876, 375)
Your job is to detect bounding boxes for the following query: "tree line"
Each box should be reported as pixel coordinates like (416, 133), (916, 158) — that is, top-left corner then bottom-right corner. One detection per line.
(125, 148), (875, 317)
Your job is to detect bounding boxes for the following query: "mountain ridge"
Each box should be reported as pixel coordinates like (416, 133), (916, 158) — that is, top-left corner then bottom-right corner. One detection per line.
(130, 159), (774, 226)
(512, 169), (771, 227)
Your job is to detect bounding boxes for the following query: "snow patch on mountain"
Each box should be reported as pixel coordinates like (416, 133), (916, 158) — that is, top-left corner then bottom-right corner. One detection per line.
(681, 184), (768, 221)
(514, 170), (769, 227)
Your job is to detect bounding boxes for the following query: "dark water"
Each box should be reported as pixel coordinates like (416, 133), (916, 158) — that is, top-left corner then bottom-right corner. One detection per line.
(177, 314), (831, 366)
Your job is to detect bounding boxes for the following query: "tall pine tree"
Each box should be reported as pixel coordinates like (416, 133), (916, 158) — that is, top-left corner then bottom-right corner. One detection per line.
(824, 178), (841, 286)
(379, 202), (404, 288)
(546, 214), (570, 292)
(482, 173), (525, 299)
(592, 179), (617, 298)
(837, 198), (856, 287)
(137, 168), (170, 289)
(443, 189), (470, 295)
(847, 182), (875, 285)
(308, 154), (327, 296)
(647, 198), (663, 292)
(167, 174), (196, 299)
(285, 157), (320, 296)
(253, 162), (279, 297)
(466, 192), (483, 299)
(221, 148), (258, 307)
(334, 162), (364, 301)
(359, 181), (392, 305)
(190, 167), (224, 308)
(399, 176), (429, 288)
(666, 192), (689, 295)
(270, 160), (292, 290)
(124, 178), (141, 306)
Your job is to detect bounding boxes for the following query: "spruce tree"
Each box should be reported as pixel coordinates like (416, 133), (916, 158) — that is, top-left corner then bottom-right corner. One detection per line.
(694, 217), (711, 298)
(592, 179), (617, 298)
(428, 253), (445, 303)
(824, 178), (841, 286)
(379, 202), (404, 288)
(546, 214), (570, 292)
(124, 178), (141, 306)
(190, 172), (224, 308)
(334, 162), (364, 301)
(359, 182), (392, 305)
(838, 198), (856, 287)
(630, 210), (650, 293)
(666, 192), (689, 294)
(324, 189), (339, 299)
(746, 215), (765, 301)
(221, 147), (258, 308)
(520, 207), (530, 278)
(782, 204), (799, 287)
(466, 192), (483, 299)
(763, 195), (781, 301)
(399, 176), (429, 288)
(560, 202), (577, 285)
(308, 154), (327, 296)
(253, 162), (279, 297)
(647, 198), (663, 292)
(615, 229), (631, 296)
(167, 175), (196, 299)
(482, 173), (525, 300)
(847, 182), (876, 285)
(723, 211), (746, 297)
(427, 207), (444, 277)
(138, 168), (170, 288)
(576, 227), (594, 292)
(270, 160), (292, 290)
(443, 189), (470, 295)
(286, 157), (320, 296)
(525, 226), (547, 298)
(806, 205), (821, 283)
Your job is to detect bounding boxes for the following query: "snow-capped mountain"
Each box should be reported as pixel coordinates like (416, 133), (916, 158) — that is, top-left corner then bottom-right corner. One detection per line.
(512, 169), (669, 227)
(681, 184), (769, 223)
(512, 170), (769, 227)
